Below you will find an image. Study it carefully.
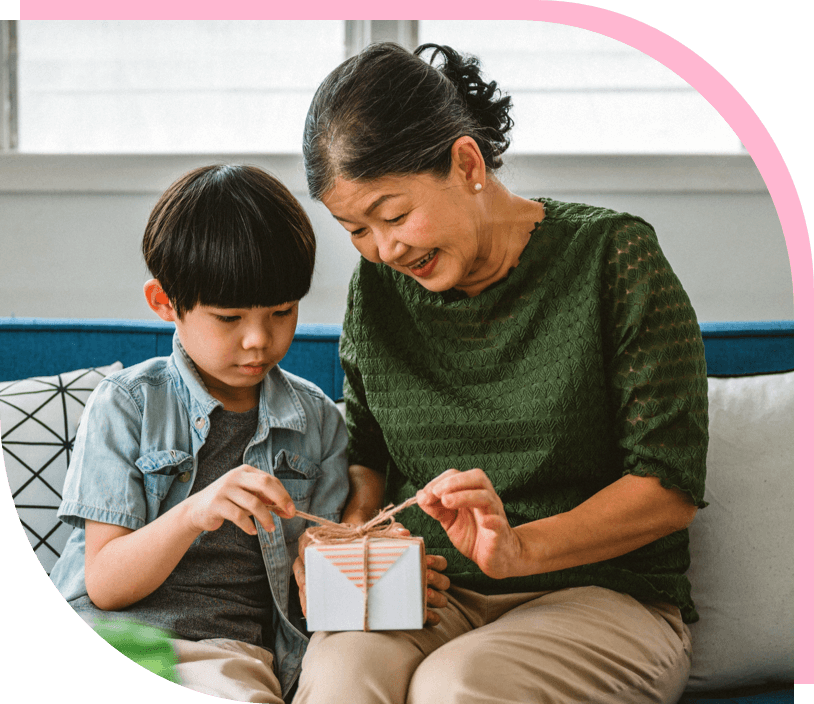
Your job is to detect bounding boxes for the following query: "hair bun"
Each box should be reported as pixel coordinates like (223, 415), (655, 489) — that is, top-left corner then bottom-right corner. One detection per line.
(303, 42), (515, 199)
(416, 44), (513, 161)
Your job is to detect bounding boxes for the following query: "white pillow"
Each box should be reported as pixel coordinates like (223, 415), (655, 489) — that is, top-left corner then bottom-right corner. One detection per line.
(685, 372), (794, 691)
(0, 363), (123, 574)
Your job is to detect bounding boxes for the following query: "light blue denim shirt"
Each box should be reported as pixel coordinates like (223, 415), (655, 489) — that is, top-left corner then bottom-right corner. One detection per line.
(49, 333), (349, 697)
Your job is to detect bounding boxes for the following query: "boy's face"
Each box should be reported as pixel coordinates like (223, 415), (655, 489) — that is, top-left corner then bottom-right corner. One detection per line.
(173, 301), (300, 410)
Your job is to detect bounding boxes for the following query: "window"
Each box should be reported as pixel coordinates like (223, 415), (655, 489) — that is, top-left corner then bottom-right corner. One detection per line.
(419, 21), (741, 154)
(3, 20), (741, 155)
(15, 20), (345, 153)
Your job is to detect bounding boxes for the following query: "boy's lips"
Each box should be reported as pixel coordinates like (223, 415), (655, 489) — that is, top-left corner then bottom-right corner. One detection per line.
(239, 361), (269, 375)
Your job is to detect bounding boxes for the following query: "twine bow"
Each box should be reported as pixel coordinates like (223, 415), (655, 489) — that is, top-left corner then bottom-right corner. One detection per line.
(294, 496), (419, 631)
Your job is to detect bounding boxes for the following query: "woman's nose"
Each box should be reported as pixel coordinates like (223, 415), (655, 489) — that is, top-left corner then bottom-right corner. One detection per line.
(374, 229), (408, 265)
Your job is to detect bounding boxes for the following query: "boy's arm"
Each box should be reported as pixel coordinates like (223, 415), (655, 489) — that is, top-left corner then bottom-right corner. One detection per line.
(85, 464), (296, 611)
(62, 379), (297, 611)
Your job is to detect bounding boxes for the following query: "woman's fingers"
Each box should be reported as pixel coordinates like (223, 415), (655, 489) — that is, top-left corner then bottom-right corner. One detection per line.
(432, 468), (493, 495)
(439, 489), (501, 513)
(424, 469), (503, 514)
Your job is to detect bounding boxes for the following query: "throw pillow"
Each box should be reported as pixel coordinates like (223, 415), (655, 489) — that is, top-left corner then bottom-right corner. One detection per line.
(0, 362), (123, 574)
(685, 371), (794, 690)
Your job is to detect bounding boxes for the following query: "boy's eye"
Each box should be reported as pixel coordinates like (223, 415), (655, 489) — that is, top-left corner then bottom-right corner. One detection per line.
(274, 307), (294, 317)
(215, 315), (240, 323)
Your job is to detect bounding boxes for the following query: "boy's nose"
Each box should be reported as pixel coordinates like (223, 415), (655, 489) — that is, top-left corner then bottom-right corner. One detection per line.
(242, 324), (271, 349)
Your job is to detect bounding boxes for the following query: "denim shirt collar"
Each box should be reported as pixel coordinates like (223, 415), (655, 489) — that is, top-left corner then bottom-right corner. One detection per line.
(168, 332), (307, 440)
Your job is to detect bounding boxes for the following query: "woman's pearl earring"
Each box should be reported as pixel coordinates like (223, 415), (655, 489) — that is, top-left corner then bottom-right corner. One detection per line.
(474, 183), (483, 192)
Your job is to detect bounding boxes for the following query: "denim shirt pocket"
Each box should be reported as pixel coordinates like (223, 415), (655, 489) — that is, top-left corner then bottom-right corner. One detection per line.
(273, 450), (321, 545)
(136, 450), (195, 522)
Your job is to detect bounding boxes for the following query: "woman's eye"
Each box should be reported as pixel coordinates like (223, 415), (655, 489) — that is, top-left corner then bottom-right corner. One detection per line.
(350, 228), (366, 238)
(386, 214), (406, 224)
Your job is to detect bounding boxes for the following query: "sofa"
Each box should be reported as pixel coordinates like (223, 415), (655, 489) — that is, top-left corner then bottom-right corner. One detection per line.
(0, 317), (794, 703)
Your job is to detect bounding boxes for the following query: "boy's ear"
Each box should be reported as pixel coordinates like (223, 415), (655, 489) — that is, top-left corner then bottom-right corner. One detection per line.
(144, 279), (176, 322)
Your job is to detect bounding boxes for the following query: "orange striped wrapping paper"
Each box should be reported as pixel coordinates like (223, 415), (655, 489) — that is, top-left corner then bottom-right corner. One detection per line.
(304, 536), (426, 631)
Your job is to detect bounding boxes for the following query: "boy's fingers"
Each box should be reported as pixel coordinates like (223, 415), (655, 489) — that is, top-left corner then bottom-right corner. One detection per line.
(424, 608), (441, 627)
(293, 557), (307, 589)
(426, 554), (448, 572)
(233, 465), (296, 518)
(426, 586), (449, 609)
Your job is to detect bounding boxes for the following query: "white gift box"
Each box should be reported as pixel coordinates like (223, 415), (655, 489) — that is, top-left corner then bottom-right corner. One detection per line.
(305, 536), (426, 631)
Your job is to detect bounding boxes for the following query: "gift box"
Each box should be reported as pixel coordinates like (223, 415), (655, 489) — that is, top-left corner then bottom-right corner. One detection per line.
(305, 535), (426, 631)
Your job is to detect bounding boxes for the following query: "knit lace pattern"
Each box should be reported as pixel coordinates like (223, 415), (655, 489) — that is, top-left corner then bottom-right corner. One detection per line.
(340, 198), (709, 623)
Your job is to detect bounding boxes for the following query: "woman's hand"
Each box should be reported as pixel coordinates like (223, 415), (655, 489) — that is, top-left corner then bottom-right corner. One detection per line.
(419, 470), (698, 580)
(417, 468), (524, 580)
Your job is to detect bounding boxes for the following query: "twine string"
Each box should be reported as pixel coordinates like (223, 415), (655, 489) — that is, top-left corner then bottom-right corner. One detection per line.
(294, 496), (419, 631)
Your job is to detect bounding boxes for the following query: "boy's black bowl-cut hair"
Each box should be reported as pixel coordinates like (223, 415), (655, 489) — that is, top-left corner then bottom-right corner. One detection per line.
(143, 164), (316, 317)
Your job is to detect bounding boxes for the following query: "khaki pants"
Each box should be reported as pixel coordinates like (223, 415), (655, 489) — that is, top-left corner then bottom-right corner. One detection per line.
(294, 585), (692, 704)
(172, 638), (284, 703)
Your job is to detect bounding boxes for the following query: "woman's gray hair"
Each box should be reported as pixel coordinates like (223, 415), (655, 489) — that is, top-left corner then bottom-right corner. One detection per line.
(302, 42), (514, 200)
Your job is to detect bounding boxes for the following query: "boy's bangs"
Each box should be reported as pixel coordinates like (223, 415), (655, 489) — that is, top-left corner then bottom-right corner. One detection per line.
(194, 244), (312, 311)
(181, 217), (313, 312)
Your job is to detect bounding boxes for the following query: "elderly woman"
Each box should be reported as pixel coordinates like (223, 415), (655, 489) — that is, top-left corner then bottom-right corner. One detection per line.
(293, 42), (708, 704)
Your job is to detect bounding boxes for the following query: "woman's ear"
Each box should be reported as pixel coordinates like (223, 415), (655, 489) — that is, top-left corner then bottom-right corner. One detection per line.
(144, 279), (176, 322)
(449, 136), (486, 193)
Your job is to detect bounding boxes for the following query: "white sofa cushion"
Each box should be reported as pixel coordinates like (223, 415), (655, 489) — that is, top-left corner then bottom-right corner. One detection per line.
(685, 371), (794, 691)
(0, 363), (122, 573)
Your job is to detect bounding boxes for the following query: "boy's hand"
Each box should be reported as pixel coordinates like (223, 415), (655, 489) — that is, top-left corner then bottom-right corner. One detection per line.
(293, 531), (312, 617)
(424, 553), (450, 626)
(184, 464), (295, 536)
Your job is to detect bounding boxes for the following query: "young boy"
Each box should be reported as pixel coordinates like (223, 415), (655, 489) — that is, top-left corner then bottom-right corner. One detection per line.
(49, 165), (349, 702)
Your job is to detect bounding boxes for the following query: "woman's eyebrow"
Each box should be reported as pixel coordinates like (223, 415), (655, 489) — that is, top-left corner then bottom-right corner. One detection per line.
(364, 194), (398, 216)
(332, 193), (400, 224)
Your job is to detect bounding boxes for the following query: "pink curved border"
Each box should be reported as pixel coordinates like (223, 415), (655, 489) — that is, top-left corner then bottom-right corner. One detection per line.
(11, 0), (811, 692)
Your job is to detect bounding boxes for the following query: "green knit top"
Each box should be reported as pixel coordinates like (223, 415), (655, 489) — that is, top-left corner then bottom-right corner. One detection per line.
(340, 198), (709, 623)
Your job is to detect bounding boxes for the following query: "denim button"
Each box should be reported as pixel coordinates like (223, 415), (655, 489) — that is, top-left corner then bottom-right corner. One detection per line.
(178, 471), (191, 483)
(194, 417), (205, 429)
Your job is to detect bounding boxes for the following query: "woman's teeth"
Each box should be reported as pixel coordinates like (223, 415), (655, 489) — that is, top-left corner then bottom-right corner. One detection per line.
(411, 249), (438, 270)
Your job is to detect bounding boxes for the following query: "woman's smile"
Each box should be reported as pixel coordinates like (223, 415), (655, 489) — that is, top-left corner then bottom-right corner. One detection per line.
(322, 172), (487, 294)
(405, 248), (439, 277)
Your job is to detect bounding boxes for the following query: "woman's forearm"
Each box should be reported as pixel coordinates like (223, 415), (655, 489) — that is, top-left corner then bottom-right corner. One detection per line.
(513, 474), (697, 577)
(419, 469), (697, 580)
(341, 464), (386, 524)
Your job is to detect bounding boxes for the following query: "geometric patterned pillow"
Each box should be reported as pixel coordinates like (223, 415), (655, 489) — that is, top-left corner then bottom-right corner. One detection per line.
(0, 362), (123, 574)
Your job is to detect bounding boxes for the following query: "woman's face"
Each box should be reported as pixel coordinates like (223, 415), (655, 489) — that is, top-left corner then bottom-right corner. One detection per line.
(322, 171), (490, 294)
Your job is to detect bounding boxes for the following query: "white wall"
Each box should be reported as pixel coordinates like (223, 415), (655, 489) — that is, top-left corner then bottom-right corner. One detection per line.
(0, 153), (792, 326)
